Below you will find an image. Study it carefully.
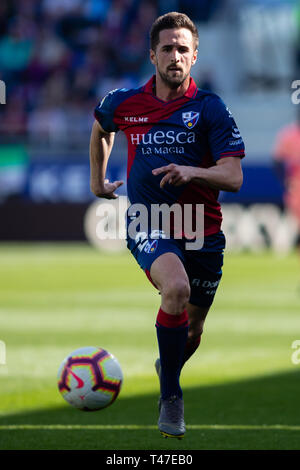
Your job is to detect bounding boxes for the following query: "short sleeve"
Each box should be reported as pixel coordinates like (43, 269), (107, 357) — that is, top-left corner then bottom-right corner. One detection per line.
(94, 89), (121, 133)
(203, 95), (245, 162)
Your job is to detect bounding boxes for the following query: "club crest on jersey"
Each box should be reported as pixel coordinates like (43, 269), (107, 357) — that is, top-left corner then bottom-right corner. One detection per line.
(182, 111), (199, 129)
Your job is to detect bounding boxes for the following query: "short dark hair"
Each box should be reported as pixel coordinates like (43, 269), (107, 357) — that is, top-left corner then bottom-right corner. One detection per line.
(150, 12), (199, 51)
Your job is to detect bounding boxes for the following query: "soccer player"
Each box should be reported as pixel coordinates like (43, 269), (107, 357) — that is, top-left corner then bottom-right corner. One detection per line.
(273, 108), (300, 246)
(90, 12), (245, 439)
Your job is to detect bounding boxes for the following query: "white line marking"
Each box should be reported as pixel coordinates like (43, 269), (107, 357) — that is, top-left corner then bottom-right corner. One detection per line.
(0, 425), (299, 431)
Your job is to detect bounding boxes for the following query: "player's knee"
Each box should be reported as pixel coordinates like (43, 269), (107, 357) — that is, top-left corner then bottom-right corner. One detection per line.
(161, 280), (190, 314)
(165, 279), (190, 304)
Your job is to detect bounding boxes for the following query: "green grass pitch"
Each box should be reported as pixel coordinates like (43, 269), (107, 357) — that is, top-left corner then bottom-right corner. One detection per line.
(0, 242), (300, 450)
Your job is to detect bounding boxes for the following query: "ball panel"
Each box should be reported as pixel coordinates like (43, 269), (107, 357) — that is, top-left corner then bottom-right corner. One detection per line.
(98, 355), (123, 384)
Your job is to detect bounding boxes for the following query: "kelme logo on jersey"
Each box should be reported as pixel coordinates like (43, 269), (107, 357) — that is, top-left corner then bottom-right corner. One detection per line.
(182, 111), (199, 129)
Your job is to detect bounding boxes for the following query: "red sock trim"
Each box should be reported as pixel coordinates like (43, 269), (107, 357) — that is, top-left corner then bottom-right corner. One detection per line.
(156, 308), (189, 328)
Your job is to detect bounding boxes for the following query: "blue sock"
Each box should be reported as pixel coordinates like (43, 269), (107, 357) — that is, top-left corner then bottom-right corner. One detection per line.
(155, 308), (189, 400)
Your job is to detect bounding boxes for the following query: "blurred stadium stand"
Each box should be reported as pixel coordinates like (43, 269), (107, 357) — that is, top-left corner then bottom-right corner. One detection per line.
(0, 0), (298, 241)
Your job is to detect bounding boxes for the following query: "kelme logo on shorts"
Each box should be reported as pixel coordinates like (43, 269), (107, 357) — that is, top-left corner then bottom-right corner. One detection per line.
(182, 111), (199, 129)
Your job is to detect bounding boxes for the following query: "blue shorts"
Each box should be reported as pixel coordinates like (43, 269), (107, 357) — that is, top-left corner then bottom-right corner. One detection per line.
(127, 231), (225, 308)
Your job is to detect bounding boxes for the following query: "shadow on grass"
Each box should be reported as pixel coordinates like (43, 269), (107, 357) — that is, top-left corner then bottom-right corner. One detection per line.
(0, 369), (300, 450)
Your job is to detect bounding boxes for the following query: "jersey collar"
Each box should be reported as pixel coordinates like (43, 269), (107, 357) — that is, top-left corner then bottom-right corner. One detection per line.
(143, 75), (198, 100)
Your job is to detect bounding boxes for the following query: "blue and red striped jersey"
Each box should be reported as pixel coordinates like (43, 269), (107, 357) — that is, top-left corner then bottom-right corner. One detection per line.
(94, 75), (245, 236)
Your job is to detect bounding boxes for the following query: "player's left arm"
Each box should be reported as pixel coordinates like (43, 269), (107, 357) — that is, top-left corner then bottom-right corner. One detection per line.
(152, 157), (243, 192)
(153, 96), (245, 192)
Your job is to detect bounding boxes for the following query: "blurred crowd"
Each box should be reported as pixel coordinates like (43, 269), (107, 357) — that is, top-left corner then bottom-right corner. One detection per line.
(0, 0), (156, 143)
(0, 0), (224, 145)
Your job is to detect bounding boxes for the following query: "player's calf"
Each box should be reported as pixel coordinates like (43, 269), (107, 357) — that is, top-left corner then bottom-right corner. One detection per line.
(181, 304), (209, 366)
(155, 308), (189, 399)
(182, 332), (202, 366)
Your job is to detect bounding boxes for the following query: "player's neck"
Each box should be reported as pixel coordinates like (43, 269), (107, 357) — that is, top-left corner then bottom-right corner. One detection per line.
(154, 75), (191, 102)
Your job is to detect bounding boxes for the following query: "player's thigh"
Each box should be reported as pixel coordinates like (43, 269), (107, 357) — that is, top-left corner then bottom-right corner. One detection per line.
(150, 252), (190, 298)
(127, 235), (189, 294)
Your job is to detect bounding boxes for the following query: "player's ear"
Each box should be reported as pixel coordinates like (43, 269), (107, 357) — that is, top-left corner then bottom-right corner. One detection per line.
(191, 49), (198, 66)
(150, 49), (157, 66)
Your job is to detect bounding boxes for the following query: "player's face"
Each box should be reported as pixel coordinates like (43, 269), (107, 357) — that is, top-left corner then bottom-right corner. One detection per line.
(150, 28), (197, 89)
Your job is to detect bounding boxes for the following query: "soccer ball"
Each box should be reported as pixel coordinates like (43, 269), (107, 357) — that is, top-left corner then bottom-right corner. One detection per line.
(57, 346), (123, 411)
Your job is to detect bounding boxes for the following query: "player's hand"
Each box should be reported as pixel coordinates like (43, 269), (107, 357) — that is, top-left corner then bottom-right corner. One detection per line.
(91, 179), (124, 199)
(152, 164), (193, 188)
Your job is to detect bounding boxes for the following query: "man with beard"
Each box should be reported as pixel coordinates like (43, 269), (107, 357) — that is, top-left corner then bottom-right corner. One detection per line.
(90, 12), (245, 439)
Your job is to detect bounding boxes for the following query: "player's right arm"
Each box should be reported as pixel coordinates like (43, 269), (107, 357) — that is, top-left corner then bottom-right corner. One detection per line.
(90, 88), (125, 199)
(89, 119), (123, 199)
